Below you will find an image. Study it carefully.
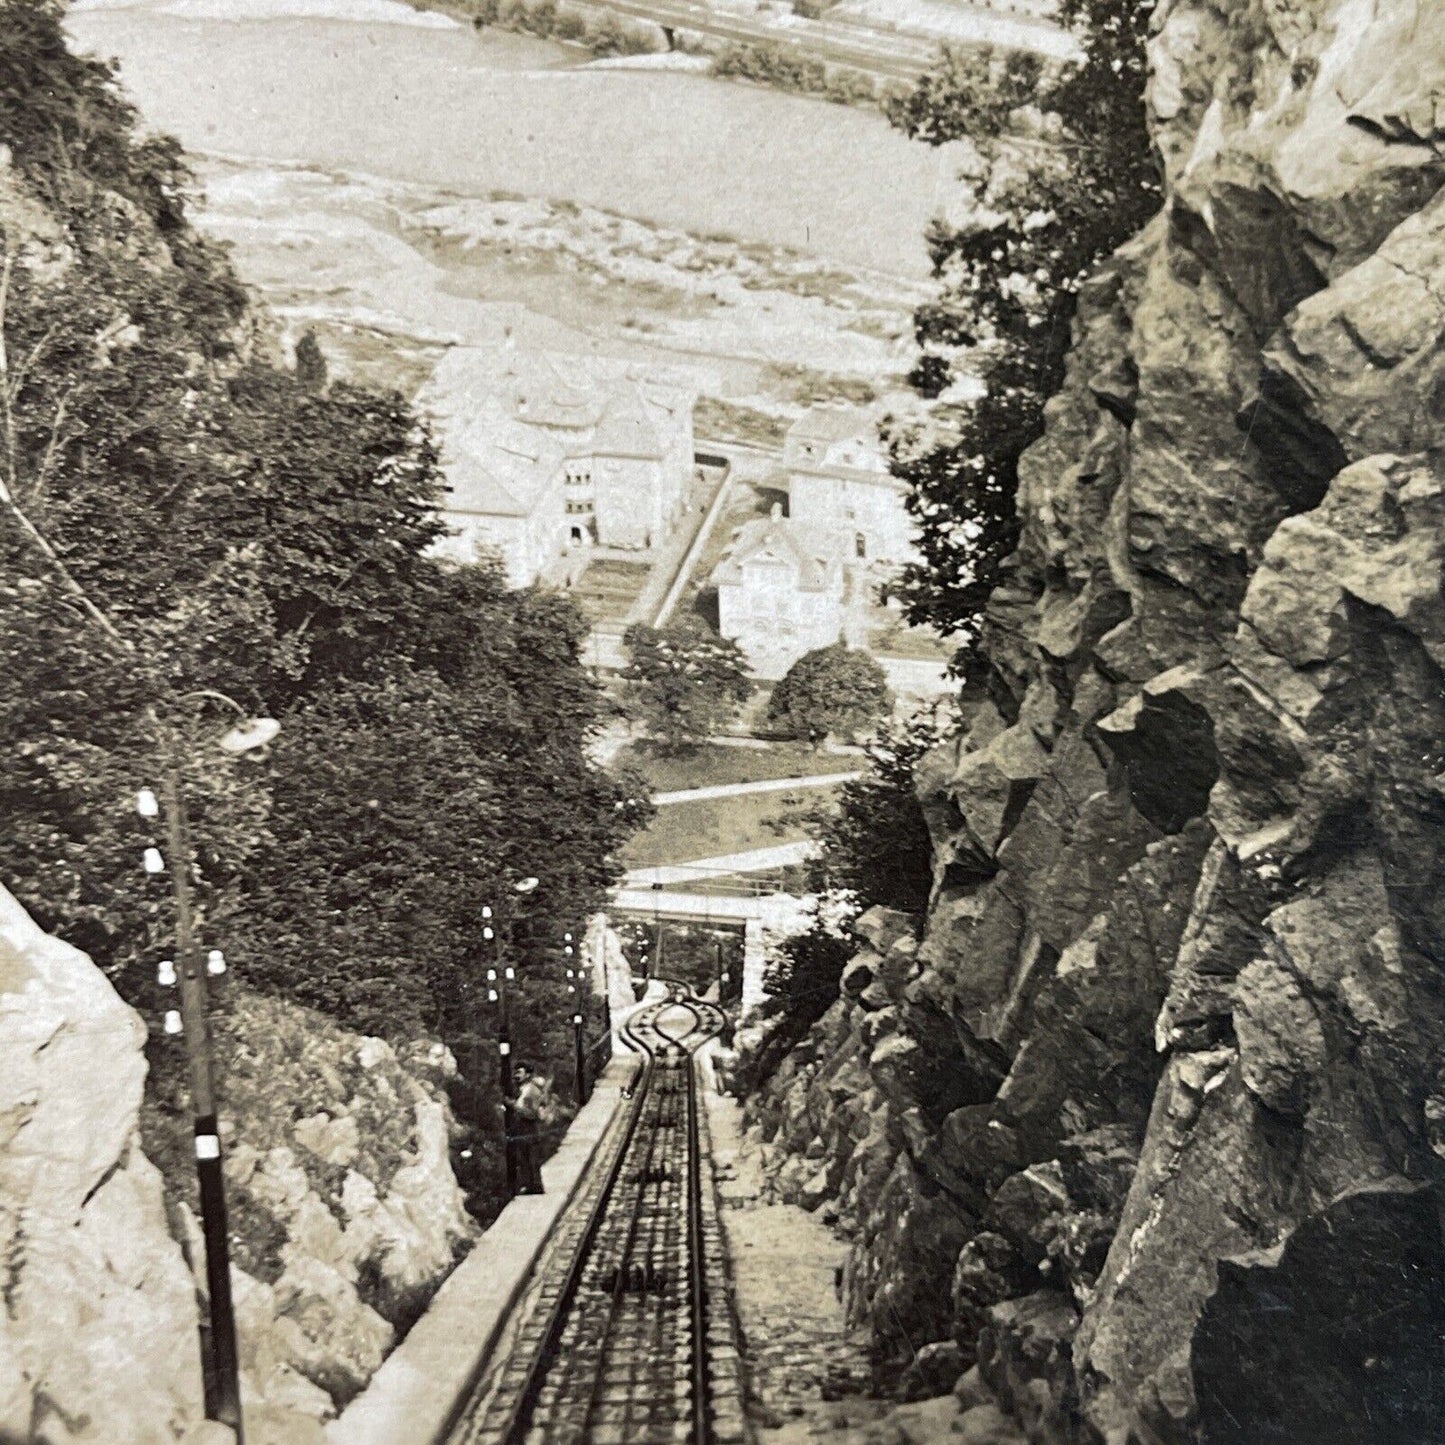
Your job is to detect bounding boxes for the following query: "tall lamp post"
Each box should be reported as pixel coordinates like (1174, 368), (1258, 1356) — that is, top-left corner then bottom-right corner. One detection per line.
(137, 703), (279, 1445)
(563, 931), (588, 1105)
(485, 874), (539, 1203)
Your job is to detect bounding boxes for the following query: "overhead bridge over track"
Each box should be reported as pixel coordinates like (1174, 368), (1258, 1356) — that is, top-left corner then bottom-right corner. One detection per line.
(609, 887), (811, 1015)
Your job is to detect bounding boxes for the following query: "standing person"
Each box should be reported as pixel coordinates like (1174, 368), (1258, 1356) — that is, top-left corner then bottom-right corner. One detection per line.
(512, 1065), (546, 1195)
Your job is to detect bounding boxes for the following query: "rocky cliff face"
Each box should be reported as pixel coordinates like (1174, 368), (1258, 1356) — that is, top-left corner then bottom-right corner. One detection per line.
(1, 883), (474, 1445)
(176, 990), (477, 1441)
(743, 2), (1445, 1440)
(1, 884), (205, 1444)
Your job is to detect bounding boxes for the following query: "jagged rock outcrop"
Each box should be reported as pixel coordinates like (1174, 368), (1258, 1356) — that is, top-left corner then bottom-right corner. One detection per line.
(742, 1), (1445, 1439)
(1, 880), (475, 1445)
(1, 884), (205, 1444)
(167, 990), (477, 1434)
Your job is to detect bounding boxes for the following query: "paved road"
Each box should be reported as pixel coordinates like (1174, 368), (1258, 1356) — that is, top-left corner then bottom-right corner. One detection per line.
(652, 770), (862, 805)
(565, 0), (1074, 72)
(624, 840), (819, 888)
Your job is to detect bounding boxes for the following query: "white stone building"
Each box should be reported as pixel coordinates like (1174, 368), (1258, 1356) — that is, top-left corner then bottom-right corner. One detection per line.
(440, 417), (569, 590)
(427, 345), (696, 586)
(785, 404), (919, 571)
(711, 505), (856, 679)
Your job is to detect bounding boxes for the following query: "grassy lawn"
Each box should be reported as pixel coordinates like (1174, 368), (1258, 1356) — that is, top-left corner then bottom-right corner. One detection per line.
(616, 739), (855, 794)
(620, 785), (840, 869)
(866, 610), (954, 663)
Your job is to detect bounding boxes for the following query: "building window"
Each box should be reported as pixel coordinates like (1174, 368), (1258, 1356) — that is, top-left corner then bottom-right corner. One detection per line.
(855, 532), (867, 559)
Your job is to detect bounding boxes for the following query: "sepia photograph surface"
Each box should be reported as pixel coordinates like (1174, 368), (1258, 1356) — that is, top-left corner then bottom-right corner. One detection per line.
(3, 0), (1443, 1441)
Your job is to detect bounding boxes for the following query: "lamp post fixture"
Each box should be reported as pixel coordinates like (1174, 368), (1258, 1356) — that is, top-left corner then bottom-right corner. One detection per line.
(590, 926), (613, 1069)
(487, 875), (539, 1203)
(563, 931), (589, 1106)
(138, 698), (278, 1445)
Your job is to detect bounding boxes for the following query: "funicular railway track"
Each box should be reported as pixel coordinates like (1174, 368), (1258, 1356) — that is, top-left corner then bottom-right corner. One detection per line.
(446, 983), (748, 1445)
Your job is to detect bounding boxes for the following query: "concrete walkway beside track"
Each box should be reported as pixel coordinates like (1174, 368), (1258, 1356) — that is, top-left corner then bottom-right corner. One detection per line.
(328, 1056), (635, 1445)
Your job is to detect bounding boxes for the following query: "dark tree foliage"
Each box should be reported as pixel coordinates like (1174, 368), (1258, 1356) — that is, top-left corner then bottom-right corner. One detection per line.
(732, 922), (856, 1093)
(738, 715), (943, 1089)
(883, 2), (1160, 641)
(883, 45), (1045, 145)
(620, 616), (752, 750)
(294, 329), (328, 393)
(766, 642), (892, 747)
(0, 0), (643, 1218)
(810, 715), (939, 920)
(237, 670), (503, 1035)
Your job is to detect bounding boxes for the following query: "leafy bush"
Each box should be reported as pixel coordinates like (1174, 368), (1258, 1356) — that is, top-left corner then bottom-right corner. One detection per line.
(469, 0), (658, 55)
(581, 7), (656, 55)
(733, 919), (855, 1091)
(554, 8), (586, 40)
(519, 0), (556, 35)
(767, 642), (892, 746)
(823, 68), (877, 107)
(714, 40), (827, 94)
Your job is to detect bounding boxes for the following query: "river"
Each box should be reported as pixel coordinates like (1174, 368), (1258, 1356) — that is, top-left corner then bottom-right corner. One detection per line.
(66, 1), (946, 278)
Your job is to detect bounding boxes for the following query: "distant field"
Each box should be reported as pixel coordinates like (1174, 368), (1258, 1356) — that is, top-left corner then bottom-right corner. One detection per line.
(616, 739), (852, 794)
(620, 784), (839, 868)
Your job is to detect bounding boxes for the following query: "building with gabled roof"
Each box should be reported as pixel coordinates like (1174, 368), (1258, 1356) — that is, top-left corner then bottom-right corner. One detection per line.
(785, 403), (918, 570)
(425, 341), (698, 585)
(705, 405), (920, 678)
(711, 505), (854, 678)
(438, 392), (570, 587)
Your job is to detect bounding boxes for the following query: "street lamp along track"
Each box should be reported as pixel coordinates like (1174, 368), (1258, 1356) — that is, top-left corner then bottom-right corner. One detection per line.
(136, 689), (279, 1445)
(487, 875), (540, 1201)
(6, 403), (274, 1442)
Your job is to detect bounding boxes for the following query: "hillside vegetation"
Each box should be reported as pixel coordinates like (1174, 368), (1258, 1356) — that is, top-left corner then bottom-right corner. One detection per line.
(0, 0), (643, 1226)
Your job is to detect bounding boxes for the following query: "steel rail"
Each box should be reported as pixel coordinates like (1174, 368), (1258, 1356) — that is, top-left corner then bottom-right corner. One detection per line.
(683, 1000), (713, 1445)
(452, 987), (728, 1445)
(573, 1051), (676, 1438)
(489, 1001), (663, 1444)
(570, 990), (702, 1441)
